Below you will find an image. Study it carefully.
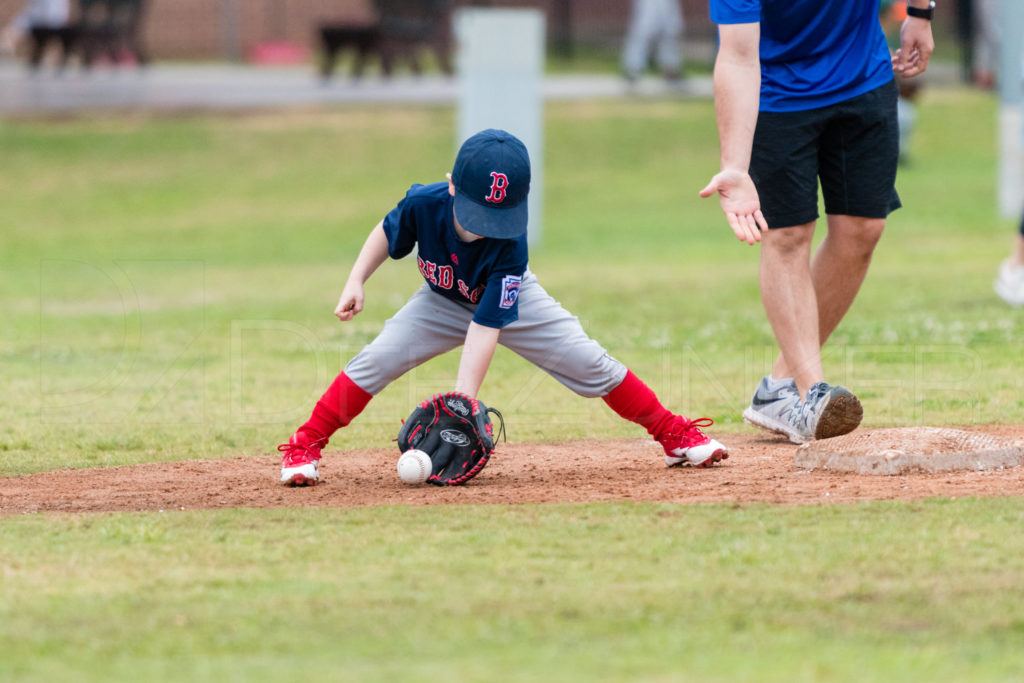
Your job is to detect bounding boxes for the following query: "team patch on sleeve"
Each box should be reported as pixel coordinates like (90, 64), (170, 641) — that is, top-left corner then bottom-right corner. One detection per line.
(499, 275), (522, 309)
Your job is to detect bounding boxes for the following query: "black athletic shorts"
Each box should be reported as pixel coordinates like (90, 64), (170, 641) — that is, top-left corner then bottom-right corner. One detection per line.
(750, 79), (901, 229)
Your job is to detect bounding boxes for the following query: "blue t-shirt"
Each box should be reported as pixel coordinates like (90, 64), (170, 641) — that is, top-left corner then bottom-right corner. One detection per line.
(382, 182), (528, 329)
(709, 0), (894, 112)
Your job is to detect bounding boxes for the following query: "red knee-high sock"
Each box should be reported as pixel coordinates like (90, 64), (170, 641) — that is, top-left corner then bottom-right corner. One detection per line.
(296, 372), (373, 445)
(602, 370), (675, 440)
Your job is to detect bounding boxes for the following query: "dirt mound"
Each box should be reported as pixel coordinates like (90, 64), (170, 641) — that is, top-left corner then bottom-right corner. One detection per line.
(3, 426), (1024, 515)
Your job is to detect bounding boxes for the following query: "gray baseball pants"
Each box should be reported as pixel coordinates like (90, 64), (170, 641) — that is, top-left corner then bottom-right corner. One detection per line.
(344, 271), (627, 397)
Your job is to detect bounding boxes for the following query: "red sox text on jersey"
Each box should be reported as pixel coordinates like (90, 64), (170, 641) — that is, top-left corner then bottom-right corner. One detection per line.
(417, 255), (485, 303)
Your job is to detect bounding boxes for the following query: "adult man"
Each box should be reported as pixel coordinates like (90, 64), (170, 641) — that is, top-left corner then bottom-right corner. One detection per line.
(700, 1), (935, 443)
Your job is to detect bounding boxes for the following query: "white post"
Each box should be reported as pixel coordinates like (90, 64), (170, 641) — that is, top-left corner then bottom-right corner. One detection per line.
(455, 8), (545, 245)
(998, 0), (1024, 218)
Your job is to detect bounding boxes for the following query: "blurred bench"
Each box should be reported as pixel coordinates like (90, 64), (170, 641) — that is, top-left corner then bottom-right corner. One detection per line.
(78, 0), (148, 67)
(318, 0), (453, 80)
(318, 23), (381, 80)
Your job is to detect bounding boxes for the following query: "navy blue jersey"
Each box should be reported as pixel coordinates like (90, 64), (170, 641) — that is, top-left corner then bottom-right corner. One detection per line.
(709, 0), (892, 112)
(382, 182), (529, 329)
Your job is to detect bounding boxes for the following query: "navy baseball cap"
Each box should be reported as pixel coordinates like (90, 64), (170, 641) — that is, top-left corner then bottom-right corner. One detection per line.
(451, 129), (531, 239)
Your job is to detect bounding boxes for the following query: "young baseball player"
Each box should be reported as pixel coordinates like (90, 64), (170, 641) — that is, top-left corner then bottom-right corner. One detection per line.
(279, 128), (728, 486)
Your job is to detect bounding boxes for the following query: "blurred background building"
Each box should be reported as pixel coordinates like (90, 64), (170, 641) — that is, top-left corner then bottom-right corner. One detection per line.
(0, 0), (952, 61)
(0, 0), (971, 78)
(0, 0), (714, 62)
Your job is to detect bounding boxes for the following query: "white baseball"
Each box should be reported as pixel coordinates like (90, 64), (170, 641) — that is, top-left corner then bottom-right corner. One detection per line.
(397, 449), (432, 485)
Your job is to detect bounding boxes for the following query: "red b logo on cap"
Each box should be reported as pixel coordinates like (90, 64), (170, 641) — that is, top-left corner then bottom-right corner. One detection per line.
(485, 172), (509, 204)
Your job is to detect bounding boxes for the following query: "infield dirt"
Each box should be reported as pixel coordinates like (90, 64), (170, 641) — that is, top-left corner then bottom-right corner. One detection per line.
(3, 425), (1023, 515)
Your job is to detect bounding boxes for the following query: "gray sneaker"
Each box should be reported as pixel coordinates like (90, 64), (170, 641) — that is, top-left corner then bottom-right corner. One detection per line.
(802, 382), (863, 441)
(741, 376), (806, 443)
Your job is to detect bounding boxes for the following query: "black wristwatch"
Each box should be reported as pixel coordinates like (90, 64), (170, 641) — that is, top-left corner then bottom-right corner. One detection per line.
(906, 1), (935, 20)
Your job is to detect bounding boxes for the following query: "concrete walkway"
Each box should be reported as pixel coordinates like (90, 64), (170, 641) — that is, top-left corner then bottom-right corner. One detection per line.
(0, 60), (714, 115)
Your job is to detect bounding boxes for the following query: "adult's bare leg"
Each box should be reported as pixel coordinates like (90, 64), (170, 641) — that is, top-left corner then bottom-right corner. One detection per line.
(759, 222), (821, 398)
(770, 215), (885, 392)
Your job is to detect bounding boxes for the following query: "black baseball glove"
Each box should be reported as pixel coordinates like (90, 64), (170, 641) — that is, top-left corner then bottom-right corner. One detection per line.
(397, 392), (504, 486)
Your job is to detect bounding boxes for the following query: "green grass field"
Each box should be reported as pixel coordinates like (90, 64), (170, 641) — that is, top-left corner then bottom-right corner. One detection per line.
(2, 88), (1024, 681)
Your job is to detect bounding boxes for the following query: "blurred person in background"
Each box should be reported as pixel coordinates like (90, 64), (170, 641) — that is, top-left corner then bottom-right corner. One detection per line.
(993, 34), (1024, 306)
(972, 0), (998, 88)
(1, 0), (73, 70)
(994, 215), (1024, 305)
(621, 0), (684, 84)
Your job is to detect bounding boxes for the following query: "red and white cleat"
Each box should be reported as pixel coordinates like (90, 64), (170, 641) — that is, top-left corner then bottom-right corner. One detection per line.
(658, 416), (729, 467)
(278, 434), (325, 486)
